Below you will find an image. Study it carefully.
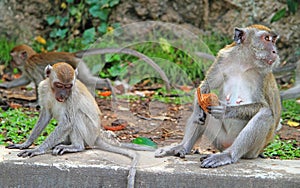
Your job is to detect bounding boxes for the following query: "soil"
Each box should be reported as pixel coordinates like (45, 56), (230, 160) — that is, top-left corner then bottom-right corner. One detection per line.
(1, 86), (299, 155)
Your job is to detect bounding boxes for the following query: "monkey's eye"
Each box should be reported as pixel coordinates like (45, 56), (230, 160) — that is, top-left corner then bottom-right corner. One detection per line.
(64, 84), (73, 89)
(264, 35), (271, 42)
(55, 83), (64, 89)
(272, 35), (277, 43)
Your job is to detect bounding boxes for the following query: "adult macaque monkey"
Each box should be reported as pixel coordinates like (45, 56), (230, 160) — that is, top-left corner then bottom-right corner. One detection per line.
(155, 25), (281, 168)
(6, 62), (153, 188)
(0, 44), (170, 98)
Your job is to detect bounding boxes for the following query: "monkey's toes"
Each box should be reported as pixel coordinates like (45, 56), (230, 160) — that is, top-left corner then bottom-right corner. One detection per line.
(200, 153), (233, 168)
(154, 149), (167, 157)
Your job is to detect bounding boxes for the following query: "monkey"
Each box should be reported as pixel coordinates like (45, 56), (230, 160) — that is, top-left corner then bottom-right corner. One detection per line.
(0, 44), (171, 99)
(280, 59), (300, 100)
(5, 62), (154, 188)
(155, 25), (281, 168)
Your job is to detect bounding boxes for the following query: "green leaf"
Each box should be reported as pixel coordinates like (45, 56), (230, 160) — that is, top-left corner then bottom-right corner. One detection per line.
(69, 6), (78, 16)
(109, 0), (120, 7)
(46, 16), (56, 25)
(56, 28), (68, 39)
(86, 0), (99, 5)
(82, 28), (96, 45)
(287, 0), (299, 14)
(271, 8), (286, 23)
(131, 137), (157, 148)
(89, 5), (101, 17)
(97, 22), (107, 34)
(66, 0), (74, 3)
(59, 16), (69, 27)
(107, 64), (126, 77)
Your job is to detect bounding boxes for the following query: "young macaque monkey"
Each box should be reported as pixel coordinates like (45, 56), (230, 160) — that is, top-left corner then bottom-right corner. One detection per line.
(6, 62), (153, 188)
(155, 25), (281, 168)
(0, 44), (170, 99)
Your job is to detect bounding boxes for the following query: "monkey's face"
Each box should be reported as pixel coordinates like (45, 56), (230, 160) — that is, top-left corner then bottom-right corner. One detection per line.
(252, 30), (279, 68)
(10, 50), (27, 67)
(52, 82), (73, 102)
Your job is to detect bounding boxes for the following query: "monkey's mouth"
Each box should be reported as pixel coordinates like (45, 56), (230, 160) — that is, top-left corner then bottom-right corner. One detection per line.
(267, 60), (274, 65)
(56, 97), (65, 102)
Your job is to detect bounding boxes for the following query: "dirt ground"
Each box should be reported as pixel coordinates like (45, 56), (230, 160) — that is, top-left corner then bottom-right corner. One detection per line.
(0, 86), (299, 155)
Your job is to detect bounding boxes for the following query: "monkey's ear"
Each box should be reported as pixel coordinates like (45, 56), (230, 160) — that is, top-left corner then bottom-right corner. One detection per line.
(20, 51), (28, 60)
(74, 68), (78, 77)
(234, 28), (246, 44)
(45, 65), (53, 78)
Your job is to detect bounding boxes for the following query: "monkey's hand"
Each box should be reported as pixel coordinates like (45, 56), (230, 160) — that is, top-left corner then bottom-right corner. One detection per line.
(6, 141), (32, 150)
(207, 105), (226, 119)
(200, 152), (233, 168)
(155, 144), (187, 158)
(17, 148), (45, 158)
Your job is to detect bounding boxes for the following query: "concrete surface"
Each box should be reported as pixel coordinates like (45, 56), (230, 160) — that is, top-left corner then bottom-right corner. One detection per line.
(0, 146), (299, 188)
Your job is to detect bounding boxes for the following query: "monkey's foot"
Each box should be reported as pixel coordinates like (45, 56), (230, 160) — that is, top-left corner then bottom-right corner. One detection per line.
(52, 144), (84, 155)
(155, 145), (188, 158)
(200, 152), (233, 168)
(17, 149), (45, 158)
(6, 142), (31, 150)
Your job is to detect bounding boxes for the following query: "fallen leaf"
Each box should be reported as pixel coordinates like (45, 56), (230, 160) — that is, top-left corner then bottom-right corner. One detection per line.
(287, 120), (299, 127)
(98, 91), (112, 97)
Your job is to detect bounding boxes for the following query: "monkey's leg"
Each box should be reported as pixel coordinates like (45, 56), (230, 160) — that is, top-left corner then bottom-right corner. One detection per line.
(0, 75), (31, 89)
(155, 97), (206, 158)
(6, 109), (51, 149)
(201, 108), (274, 168)
(17, 121), (72, 158)
(52, 129), (85, 155)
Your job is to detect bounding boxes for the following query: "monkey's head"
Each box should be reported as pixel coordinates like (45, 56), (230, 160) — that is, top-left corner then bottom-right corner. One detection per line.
(10, 45), (36, 67)
(45, 62), (78, 103)
(234, 24), (279, 69)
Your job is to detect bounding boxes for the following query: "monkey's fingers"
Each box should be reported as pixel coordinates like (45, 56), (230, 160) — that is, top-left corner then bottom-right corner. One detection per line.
(207, 106), (225, 119)
(17, 149), (44, 158)
(6, 143), (29, 150)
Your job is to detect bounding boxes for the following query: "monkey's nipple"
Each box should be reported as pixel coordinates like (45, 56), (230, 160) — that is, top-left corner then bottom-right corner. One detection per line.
(267, 60), (274, 65)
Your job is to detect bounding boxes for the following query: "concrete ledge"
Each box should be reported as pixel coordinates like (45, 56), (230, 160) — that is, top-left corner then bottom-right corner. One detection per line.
(1, 146), (299, 188)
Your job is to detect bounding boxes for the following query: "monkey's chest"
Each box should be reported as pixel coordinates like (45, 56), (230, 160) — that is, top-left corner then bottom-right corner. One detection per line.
(221, 75), (259, 106)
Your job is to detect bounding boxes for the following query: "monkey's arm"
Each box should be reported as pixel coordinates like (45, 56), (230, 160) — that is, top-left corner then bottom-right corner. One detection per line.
(208, 103), (265, 120)
(6, 108), (52, 149)
(0, 75), (31, 88)
(199, 59), (223, 93)
(17, 117), (72, 157)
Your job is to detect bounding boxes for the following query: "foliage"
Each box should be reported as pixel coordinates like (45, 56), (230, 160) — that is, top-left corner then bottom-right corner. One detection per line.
(0, 37), (16, 65)
(34, 0), (120, 52)
(152, 88), (193, 105)
(281, 100), (300, 122)
(271, 0), (299, 23)
(0, 108), (57, 146)
(264, 135), (300, 159)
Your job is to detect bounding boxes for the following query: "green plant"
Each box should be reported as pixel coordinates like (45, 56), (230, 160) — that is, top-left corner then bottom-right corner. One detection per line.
(264, 135), (300, 159)
(0, 108), (57, 146)
(0, 37), (16, 65)
(281, 100), (300, 122)
(152, 88), (193, 105)
(36, 0), (120, 52)
(271, 0), (299, 23)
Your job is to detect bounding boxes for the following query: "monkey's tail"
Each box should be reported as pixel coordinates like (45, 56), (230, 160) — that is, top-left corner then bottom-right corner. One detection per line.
(95, 137), (139, 188)
(76, 47), (171, 91)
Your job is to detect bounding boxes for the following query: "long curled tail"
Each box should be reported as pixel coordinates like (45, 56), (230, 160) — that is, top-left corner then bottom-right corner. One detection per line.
(95, 137), (139, 188)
